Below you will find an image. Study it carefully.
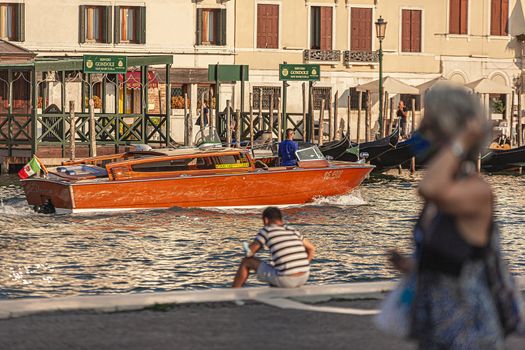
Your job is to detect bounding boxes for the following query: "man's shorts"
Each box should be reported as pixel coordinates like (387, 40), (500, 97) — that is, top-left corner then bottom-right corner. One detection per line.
(256, 261), (309, 288)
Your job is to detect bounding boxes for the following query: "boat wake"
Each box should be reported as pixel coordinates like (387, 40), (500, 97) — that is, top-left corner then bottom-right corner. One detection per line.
(0, 197), (35, 216)
(311, 190), (367, 207)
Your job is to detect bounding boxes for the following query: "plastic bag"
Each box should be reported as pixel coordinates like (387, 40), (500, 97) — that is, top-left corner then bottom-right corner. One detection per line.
(374, 274), (416, 338)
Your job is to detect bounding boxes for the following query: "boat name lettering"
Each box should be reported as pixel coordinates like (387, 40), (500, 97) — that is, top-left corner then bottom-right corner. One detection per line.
(323, 170), (343, 181)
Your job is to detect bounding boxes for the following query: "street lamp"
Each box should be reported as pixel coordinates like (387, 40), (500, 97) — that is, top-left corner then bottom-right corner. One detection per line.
(375, 16), (387, 137)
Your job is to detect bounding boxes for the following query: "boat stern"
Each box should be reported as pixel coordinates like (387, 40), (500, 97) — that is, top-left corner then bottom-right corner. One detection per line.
(21, 178), (74, 213)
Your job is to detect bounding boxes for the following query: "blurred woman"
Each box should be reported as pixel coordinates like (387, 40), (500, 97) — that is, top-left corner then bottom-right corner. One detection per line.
(391, 86), (522, 349)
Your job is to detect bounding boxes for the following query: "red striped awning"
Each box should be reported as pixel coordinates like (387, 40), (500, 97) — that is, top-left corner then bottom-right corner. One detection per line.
(118, 71), (159, 89)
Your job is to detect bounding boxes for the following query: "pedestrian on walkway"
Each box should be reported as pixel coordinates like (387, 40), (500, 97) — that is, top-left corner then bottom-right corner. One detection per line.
(387, 85), (523, 349)
(232, 207), (315, 288)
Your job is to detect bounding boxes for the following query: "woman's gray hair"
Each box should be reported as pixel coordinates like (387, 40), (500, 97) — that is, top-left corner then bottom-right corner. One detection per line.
(422, 85), (489, 157)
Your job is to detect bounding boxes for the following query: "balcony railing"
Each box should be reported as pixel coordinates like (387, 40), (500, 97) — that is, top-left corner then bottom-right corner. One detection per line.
(303, 49), (341, 63)
(344, 50), (379, 65)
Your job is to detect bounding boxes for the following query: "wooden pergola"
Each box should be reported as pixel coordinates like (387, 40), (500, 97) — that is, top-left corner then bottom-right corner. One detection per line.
(0, 52), (173, 162)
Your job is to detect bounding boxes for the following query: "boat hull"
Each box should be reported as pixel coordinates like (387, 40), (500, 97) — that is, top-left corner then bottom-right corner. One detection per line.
(21, 165), (373, 213)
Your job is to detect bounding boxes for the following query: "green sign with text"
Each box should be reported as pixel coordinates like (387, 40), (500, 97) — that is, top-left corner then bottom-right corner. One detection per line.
(83, 55), (128, 74)
(279, 64), (320, 81)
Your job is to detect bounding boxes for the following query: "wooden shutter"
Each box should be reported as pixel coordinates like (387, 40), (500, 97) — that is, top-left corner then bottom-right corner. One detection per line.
(256, 4), (266, 48)
(351, 8), (372, 51)
(449, 0), (460, 34)
(491, 0), (500, 35)
(196, 9), (202, 45)
(218, 9), (227, 46)
(411, 10), (422, 52)
(459, 0), (468, 34)
(16, 3), (24, 42)
(320, 7), (332, 50)
(114, 6), (120, 44)
(138, 6), (146, 44)
(257, 4), (278, 49)
(104, 6), (112, 44)
(501, 0), (509, 35)
(79, 5), (86, 43)
(401, 10), (411, 52)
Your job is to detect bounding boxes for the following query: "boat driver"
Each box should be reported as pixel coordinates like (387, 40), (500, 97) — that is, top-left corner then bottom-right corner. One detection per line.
(278, 129), (299, 166)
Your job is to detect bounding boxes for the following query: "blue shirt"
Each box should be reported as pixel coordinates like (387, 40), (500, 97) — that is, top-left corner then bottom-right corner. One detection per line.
(279, 140), (299, 166)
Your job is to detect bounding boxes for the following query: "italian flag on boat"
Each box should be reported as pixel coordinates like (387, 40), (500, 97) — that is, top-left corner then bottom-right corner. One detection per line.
(18, 156), (44, 179)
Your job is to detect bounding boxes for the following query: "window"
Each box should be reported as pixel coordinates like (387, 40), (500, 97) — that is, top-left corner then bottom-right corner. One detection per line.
(257, 4), (279, 49)
(401, 10), (422, 52)
(399, 95), (421, 112)
(196, 8), (226, 46)
(252, 86), (281, 110)
(350, 8), (372, 51)
(131, 157), (214, 172)
(449, 0), (468, 35)
(491, 0), (509, 36)
(313, 87), (331, 110)
(349, 88), (368, 110)
(310, 6), (332, 50)
(114, 6), (146, 44)
(0, 3), (24, 41)
(79, 6), (111, 43)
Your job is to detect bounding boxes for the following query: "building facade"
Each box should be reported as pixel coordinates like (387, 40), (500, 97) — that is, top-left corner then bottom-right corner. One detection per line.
(1, 0), (524, 142)
(234, 0), (525, 138)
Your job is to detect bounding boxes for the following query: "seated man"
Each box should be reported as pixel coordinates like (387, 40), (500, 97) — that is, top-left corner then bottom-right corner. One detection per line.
(232, 207), (315, 288)
(278, 128), (299, 166)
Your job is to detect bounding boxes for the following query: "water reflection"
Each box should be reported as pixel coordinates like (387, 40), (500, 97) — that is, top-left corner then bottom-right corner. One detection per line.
(0, 174), (523, 299)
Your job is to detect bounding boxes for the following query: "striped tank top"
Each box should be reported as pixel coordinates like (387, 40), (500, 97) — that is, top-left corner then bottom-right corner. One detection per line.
(255, 225), (310, 276)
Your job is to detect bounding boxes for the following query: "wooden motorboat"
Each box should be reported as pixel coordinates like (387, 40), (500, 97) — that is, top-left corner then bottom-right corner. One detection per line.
(481, 145), (525, 172)
(370, 139), (414, 171)
(21, 146), (374, 214)
(338, 127), (400, 162)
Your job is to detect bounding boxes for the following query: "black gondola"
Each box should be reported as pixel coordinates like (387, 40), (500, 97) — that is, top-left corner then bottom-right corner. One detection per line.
(481, 145), (525, 172)
(370, 139), (414, 171)
(319, 136), (350, 160)
(337, 127), (400, 162)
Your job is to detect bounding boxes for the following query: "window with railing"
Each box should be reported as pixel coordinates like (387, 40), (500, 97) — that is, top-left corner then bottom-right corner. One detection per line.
(313, 87), (331, 110)
(252, 86), (281, 110)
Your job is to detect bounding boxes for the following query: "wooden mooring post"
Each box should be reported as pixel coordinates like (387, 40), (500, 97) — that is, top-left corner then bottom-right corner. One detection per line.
(347, 94), (351, 141)
(333, 91), (339, 140)
(184, 93), (192, 146)
(69, 101), (76, 160)
(389, 97), (395, 135)
(357, 91), (362, 143)
(258, 88), (263, 131)
(89, 99), (97, 157)
(235, 109), (241, 147)
(319, 99), (325, 146)
(200, 94), (205, 131)
(226, 100), (232, 146)
(302, 83), (307, 142)
(365, 91), (371, 142)
(410, 98), (416, 174)
(208, 88), (214, 129)
(309, 91), (315, 143)
(328, 93), (333, 141)
(249, 93), (254, 146)
(277, 97), (282, 142)
(269, 93), (274, 134)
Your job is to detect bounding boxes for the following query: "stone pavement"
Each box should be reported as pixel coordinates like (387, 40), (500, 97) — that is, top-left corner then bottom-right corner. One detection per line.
(0, 279), (523, 350)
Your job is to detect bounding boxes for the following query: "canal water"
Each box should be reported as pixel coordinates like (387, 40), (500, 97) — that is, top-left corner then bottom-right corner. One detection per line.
(0, 174), (524, 299)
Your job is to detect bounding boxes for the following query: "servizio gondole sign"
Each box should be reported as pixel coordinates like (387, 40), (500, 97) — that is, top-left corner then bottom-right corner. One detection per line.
(279, 64), (320, 81)
(83, 55), (128, 74)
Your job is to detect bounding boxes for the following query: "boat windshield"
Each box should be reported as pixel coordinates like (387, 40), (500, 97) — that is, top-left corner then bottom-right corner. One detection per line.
(295, 146), (326, 162)
(195, 127), (222, 148)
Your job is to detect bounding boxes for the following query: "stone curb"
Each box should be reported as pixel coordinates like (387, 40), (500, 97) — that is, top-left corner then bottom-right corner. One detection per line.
(0, 277), (523, 320)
